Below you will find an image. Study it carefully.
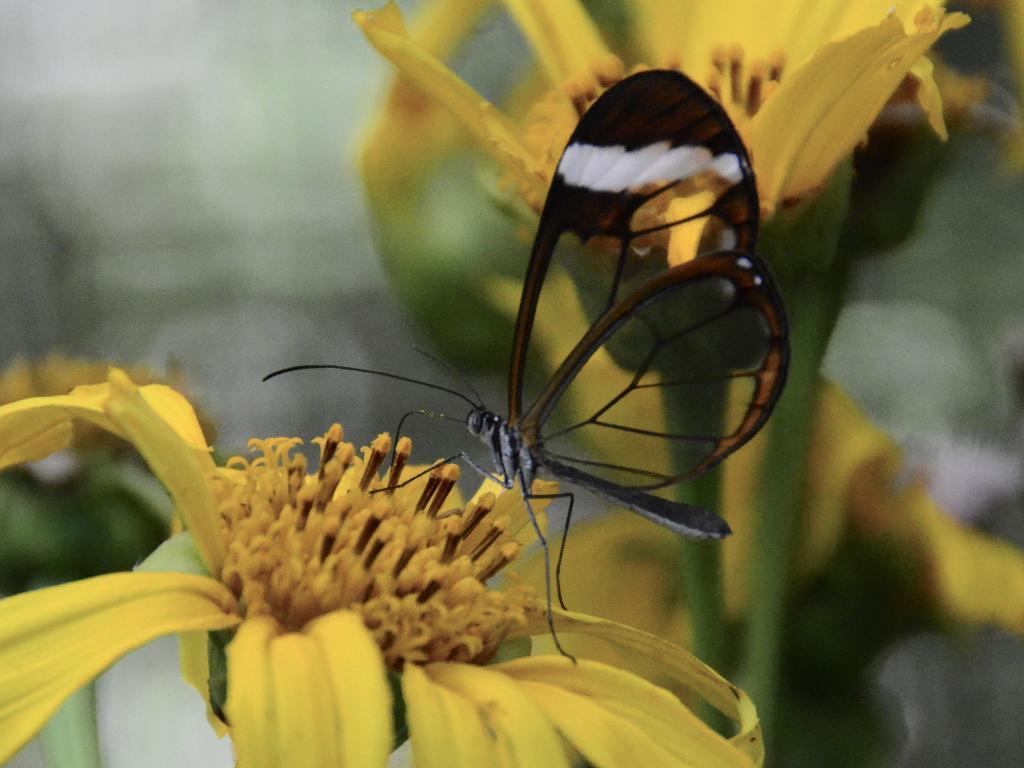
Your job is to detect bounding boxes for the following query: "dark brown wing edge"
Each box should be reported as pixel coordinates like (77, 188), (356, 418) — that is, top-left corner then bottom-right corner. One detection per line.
(507, 208), (563, 424)
(541, 456), (731, 539)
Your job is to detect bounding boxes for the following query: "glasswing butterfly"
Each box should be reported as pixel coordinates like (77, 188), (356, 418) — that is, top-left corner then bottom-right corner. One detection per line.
(268, 69), (788, 654)
(466, 68), (788, 539)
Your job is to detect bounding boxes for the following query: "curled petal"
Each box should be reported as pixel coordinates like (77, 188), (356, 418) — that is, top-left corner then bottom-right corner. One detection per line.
(499, 656), (753, 767)
(518, 610), (763, 764)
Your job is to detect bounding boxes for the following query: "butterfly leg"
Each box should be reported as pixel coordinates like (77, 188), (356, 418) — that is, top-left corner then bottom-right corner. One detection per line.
(456, 451), (514, 489)
(521, 472), (577, 664)
(522, 490), (576, 610)
(372, 451), (508, 496)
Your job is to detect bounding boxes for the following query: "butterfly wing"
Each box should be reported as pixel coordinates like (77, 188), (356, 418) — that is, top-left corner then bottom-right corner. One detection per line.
(507, 69), (758, 423)
(526, 250), (786, 536)
(508, 69), (786, 537)
(525, 245), (784, 457)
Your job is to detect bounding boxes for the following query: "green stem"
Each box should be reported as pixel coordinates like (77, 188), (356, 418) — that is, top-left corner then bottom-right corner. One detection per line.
(679, 472), (730, 734)
(740, 272), (843, 748)
(740, 162), (853, 756)
(665, 387), (728, 732)
(677, 472), (726, 671)
(39, 682), (102, 768)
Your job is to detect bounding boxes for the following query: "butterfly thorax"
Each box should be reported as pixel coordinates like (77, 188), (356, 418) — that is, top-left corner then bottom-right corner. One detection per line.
(466, 407), (535, 491)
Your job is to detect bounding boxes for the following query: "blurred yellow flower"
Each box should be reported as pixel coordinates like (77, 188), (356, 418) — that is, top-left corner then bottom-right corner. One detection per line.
(0, 370), (764, 767)
(356, 0), (967, 219)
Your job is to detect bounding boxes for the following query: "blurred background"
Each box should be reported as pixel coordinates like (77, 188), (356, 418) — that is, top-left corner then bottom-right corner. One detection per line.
(1, 1), (1022, 767)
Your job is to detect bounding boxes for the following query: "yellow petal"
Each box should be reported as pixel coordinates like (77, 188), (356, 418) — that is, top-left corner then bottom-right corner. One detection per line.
(501, 0), (615, 89)
(912, 487), (1024, 633)
(499, 656), (752, 767)
(0, 572), (238, 763)
(227, 613), (392, 768)
(511, 678), (680, 767)
(307, 611), (392, 767)
(409, 0), (494, 60)
(224, 618), (276, 768)
(666, 192), (717, 266)
(751, 11), (968, 206)
(848, 449), (1024, 636)
(0, 375), (207, 470)
(226, 619), (338, 768)
(354, 2), (545, 201)
(412, 662), (569, 767)
(359, 0), (494, 199)
(268, 634), (341, 766)
(402, 663), (503, 768)
(132, 382), (209, 451)
(909, 54), (948, 139)
(521, 610), (763, 764)
(105, 370), (225, 575)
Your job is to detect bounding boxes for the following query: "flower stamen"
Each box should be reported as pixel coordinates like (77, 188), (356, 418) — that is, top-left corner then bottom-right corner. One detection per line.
(426, 464), (460, 518)
(470, 521), (505, 561)
(386, 436), (412, 493)
(707, 45), (785, 118)
(461, 494), (494, 540)
(360, 433), (391, 490)
(217, 427), (536, 666)
(415, 466), (443, 511)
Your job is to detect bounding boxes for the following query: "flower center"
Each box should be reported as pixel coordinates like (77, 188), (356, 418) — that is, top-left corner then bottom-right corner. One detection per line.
(217, 425), (535, 666)
(705, 45), (785, 119)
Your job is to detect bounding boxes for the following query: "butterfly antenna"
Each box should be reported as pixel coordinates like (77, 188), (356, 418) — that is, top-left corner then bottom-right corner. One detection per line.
(262, 364), (480, 409)
(411, 345), (485, 406)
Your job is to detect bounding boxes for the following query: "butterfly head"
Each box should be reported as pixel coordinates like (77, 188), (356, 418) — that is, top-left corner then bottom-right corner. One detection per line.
(466, 406), (500, 437)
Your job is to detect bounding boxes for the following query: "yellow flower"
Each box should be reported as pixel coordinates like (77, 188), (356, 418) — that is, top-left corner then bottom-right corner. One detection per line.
(0, 370), (764, 767)
(356, 0), (967, 222)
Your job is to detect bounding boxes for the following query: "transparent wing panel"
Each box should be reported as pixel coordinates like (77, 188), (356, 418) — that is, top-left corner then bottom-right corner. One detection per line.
(532, 253), (786, 490)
